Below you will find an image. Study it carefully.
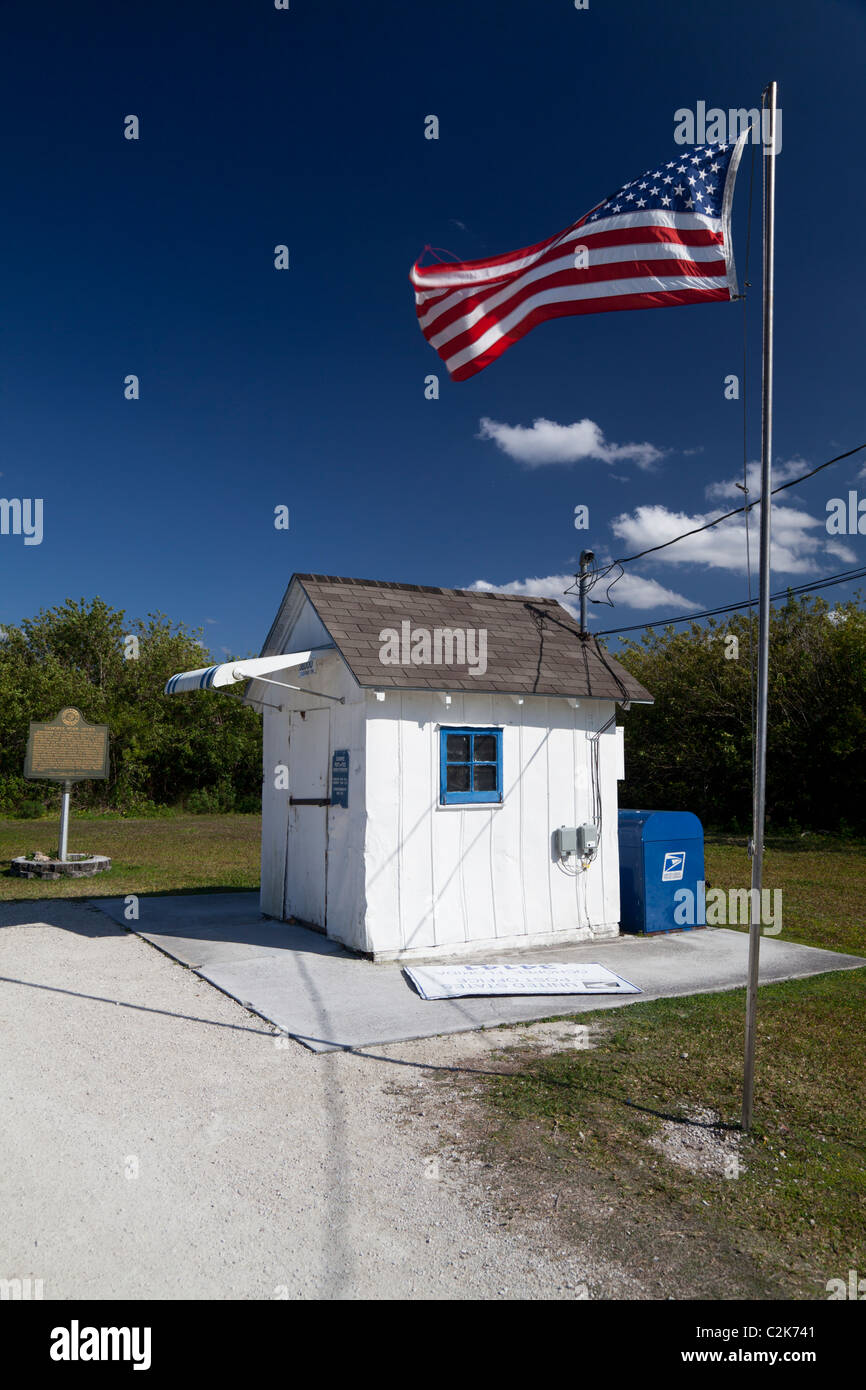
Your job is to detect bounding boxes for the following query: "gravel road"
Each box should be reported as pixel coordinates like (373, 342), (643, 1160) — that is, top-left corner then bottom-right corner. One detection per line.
(0, 901), (625, 1300)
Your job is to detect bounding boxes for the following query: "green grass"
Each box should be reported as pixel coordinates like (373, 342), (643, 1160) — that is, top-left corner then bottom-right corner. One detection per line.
(463, 972), (865, 1298)
(449, 835), (866, 1297)
(705, 834), (866, 955)
(0, 813), (262, 899)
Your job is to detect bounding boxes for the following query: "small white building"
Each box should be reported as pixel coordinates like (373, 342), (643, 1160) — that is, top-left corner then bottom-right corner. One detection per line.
(166, 574), (652, 960)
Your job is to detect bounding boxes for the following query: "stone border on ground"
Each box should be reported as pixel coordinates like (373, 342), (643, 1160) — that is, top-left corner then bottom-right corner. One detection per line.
(8, 854), (112, 880)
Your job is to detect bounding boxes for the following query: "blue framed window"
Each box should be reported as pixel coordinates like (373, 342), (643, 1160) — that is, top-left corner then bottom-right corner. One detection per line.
(440, 727), (502, 805)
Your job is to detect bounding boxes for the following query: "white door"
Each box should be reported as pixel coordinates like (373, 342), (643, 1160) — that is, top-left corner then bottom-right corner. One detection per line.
(284, 708), (329, 928)
(260, 708), (290, 918)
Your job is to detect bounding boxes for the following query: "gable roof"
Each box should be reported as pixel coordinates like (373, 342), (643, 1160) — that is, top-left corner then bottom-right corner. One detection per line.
(288, 574), (653, 703)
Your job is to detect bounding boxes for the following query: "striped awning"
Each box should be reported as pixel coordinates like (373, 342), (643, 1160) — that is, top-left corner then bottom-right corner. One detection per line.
(164, 648), (332, 695)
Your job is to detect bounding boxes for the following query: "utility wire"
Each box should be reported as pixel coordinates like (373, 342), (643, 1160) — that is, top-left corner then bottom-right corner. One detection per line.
(595, 563), (866, 637)
(594, 440), (866, 577)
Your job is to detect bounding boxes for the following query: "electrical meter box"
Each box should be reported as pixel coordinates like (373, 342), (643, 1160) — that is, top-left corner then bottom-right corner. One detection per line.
(555, 824), (598, 857)
(577, 823), (598, 854)
(617, 809), (705, 933)
(555, 825), (578, 857)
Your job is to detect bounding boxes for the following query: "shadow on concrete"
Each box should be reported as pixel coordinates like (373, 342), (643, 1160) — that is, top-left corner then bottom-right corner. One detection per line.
(6, 891), (864, 1061)
(0, 972), (276, 1038)
(0, 899), (128, 938)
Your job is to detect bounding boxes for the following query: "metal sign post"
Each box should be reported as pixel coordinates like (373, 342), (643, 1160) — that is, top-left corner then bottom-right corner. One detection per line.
(58, 781), (72, 862)
(24, 708), (110, 868)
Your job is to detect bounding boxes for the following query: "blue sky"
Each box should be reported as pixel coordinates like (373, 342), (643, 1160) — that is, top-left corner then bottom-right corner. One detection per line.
(1, 0), (864, 659)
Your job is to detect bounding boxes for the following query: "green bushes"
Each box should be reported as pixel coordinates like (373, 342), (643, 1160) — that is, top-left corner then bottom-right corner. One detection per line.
(617, 594), (866, 833)
(186, 784), (262, 815)
(0, 598), (262, 816)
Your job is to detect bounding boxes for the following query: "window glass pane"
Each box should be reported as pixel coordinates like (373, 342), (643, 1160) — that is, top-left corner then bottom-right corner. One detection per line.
(474, 764), (498, 791)
(446, 764), (470, 792)
(446, 734), (470, 762)
(473, 734), (497, 763)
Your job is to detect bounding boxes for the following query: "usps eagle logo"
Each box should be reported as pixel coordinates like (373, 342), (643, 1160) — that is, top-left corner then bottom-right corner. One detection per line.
(662, 851), (686, 882)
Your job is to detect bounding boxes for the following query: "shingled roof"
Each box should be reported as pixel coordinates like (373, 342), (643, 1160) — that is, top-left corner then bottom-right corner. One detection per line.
(292, 574), (653, 703)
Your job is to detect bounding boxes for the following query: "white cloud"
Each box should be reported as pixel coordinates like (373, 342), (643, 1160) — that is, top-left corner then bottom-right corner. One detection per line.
(470, 571), (698, 619)
(690, 455), (860, 571)
(705, 456), (807, 503)
(471, 574), (577, 606)
(825, 539), (858, 563)
(610, 501), (824, 576)
(605, 572), (700, 611)
(478, 416), (663, 470)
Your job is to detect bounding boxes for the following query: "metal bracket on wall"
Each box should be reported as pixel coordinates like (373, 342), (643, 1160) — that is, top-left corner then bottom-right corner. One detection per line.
(233, 669), (345, 703)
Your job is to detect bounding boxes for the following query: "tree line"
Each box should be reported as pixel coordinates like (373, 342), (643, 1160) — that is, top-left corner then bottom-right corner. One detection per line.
(0, 598), (262, 816)
(618, 594), (866, 833)
(1, 592), (863, 830)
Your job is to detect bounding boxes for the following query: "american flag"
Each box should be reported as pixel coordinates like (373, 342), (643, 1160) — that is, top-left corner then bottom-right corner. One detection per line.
(410, 135), (747, 382)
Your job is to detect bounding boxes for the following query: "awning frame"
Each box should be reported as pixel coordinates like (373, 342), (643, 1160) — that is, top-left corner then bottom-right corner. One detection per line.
(164, 646), (335, 696)
(244, 671), (344, 704)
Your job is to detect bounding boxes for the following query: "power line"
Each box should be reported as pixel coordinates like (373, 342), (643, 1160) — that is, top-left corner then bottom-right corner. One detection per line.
(595, 562), (866, 637)
(589, 440), (866, 577)
(568, 438), (866, 620)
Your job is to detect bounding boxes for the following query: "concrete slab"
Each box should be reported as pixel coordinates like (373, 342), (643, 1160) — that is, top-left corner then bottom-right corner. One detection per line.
(93, 892), (866, 1053)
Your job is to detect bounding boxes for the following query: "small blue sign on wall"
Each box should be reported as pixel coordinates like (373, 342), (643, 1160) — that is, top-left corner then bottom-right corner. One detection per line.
(331, 749), (350, 808)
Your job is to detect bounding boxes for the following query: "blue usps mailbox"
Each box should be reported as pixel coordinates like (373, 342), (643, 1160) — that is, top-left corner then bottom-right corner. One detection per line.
(617, 809), (705, 934)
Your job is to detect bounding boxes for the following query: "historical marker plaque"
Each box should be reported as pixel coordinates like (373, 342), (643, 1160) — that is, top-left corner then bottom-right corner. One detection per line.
(24, 708), (109, 782)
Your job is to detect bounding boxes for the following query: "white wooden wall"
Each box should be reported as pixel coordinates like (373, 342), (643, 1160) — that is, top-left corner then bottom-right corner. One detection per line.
(260, 702), (289, 918)
(257, 641), (625, 959)
(257, 653), (368, 950)
(363, 692), (622, 959)
(320, 673), (367, 950)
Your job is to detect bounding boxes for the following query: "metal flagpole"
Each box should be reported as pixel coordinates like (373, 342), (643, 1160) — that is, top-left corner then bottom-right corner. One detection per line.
(742, 81), (778, 1133)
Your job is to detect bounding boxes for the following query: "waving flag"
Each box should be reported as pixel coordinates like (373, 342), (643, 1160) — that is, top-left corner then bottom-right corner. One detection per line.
(410, 136), (746, 382)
